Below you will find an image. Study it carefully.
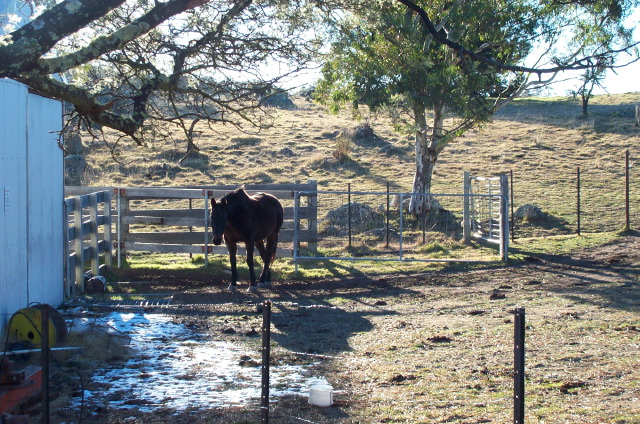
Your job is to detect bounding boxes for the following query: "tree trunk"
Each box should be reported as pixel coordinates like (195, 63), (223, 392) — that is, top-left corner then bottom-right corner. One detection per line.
(581, 94), (589, 116)
(409, 104), (445, 215)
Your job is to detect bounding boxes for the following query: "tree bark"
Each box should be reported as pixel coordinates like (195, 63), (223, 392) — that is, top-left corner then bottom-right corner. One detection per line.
(409, 103), (445, 215)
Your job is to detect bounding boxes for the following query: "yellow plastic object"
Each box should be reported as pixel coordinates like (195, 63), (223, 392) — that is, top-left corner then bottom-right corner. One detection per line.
(6, 305), (67, 348)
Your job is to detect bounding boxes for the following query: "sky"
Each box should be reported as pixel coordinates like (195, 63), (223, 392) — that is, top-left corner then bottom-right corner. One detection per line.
(552, 6), (640, 96)
(2, 1), (638, 97)
(285, 7), (640, 97)
(540, 57), (640, 97)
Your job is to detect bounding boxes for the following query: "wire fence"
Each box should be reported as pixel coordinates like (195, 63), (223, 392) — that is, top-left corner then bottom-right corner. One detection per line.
(62, 149), (638, 274)
(510, 150), (638, 238)
(19, 281), (639, 424)
(296, 188), (504, 263)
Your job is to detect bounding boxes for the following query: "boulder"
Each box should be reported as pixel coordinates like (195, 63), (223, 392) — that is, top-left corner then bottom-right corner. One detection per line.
(279, 147), (295, 157)
(390, 195), (442, 212)
(259, 91), (296, 110)
(64, 155), (87, 185)
(64, 132), (84, 155)
(515, 204), (545, 221)
(321, 202), (385, 235)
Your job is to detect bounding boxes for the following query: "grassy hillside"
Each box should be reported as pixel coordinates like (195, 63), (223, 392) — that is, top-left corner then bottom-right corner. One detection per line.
(80, 92), (639, 190)
(76, 92), (640, 262)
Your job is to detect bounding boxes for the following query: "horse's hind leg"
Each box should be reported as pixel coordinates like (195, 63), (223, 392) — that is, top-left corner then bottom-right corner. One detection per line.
(255, 241), (270, 288)
(262, 232), (279, 287)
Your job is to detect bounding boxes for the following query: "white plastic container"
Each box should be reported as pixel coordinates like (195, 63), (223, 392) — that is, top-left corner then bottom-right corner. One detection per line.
(308, 384), (333, 406)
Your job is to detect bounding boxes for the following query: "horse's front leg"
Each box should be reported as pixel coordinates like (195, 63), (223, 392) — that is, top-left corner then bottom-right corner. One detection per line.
(255, 241), (270, 288)
(226, 241), (238, 291)
(245, 241), (258, 292)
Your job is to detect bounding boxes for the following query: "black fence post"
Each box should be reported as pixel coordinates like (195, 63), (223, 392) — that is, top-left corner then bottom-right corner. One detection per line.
(514, 308), (526, 424)
(347, 183), (352, 248)
(261, 301), (272, 424)
(41, 305), (50, 424)
(625, 150), (630, 232)
(576, 167), (581, 236)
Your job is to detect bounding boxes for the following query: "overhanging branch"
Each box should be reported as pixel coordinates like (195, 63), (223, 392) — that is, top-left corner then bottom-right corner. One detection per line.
(395, 0), (639, 75)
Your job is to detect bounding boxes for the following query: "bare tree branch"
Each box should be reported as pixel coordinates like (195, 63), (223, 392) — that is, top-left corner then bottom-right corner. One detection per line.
(395, 0), (639, 75)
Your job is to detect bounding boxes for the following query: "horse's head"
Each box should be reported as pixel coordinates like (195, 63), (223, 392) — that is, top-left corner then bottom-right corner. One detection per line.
(210, 197), (228, 245)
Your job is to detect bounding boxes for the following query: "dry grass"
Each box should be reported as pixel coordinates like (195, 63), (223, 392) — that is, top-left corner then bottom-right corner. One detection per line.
(52, 235), (640, 424)
(14, 92), (640, 424)
(79, 93), (640, 239)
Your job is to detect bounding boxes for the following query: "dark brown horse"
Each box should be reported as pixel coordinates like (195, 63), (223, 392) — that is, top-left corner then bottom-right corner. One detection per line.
(210, 187), (284, 291)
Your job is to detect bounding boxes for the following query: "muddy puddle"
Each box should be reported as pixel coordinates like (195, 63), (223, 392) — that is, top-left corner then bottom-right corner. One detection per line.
(75, 312), (328, 412)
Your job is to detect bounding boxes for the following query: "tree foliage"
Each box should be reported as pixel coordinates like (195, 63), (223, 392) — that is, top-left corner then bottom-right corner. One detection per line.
(314, 0), (638, 213)
(315, 0), (540, 212)
(0, 0), (320, 147)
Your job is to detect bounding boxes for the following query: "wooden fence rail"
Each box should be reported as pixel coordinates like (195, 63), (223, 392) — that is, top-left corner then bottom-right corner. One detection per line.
(66, 181), (318, 268)
(64, 190), (112, 297)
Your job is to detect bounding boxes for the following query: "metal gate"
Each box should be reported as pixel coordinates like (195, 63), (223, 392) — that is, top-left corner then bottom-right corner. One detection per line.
(463, 172), (509, 261)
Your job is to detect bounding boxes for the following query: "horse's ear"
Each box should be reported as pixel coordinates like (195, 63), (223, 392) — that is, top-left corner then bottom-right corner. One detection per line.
(220, 197), (227, 207)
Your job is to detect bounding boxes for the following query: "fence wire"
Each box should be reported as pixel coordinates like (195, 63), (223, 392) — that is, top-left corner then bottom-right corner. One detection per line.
(509, 150), (638, 238)
(298, 189), (503, 263)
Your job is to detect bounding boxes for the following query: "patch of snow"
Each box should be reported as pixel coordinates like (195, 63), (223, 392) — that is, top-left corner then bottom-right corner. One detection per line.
(76, 312), (328, 413)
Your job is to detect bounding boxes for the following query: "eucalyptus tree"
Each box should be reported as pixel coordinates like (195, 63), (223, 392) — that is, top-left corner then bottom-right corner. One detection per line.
(315, 0), (539, 213)
(0, 0), (320, 150)
(566, 3), (638, 115)
(315, 0), (639, 214)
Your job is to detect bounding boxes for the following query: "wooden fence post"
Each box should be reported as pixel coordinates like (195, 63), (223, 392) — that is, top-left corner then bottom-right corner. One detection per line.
(73, 195), (84, 295)
(64, 198), (73, 299)
(306, 180), (318, 252)
(204, 190), (210, 266)
(510, 170), (515, 242)
(103, 190), (112, 269)
(116, 188), (129, 266)
(89, 192), (100, 277)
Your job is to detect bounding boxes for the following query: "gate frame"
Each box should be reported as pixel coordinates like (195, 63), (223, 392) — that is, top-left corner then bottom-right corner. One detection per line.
(463, 171), (509, 262)
(293, 182), (509, 272)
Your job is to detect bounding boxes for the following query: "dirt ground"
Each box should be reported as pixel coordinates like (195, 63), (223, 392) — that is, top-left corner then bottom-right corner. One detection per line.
(46, 235), (640, 424)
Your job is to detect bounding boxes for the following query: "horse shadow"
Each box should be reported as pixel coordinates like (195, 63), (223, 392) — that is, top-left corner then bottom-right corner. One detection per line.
(267, 277), (418, 355)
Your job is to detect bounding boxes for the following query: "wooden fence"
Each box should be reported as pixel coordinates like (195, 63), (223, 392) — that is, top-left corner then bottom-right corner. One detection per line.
(64, 190), (112, 297)
(66, 181), (318, 268)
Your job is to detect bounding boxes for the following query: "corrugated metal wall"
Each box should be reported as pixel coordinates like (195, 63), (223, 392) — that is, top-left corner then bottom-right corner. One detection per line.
(0, 79), (64, 331)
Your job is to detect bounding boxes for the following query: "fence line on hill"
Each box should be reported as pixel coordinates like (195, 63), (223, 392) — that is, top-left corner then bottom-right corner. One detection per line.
(509, 149), (637, 238)
(62, 150), (638, 281)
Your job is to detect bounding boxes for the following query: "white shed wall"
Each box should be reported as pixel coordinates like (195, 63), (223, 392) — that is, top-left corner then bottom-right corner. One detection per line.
(0, 79), (64, 331)
(26, 91), (65, 304)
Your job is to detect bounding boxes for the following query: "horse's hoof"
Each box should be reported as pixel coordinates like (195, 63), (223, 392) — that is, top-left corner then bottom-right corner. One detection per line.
(263, 281), (273, 288)
(247, 285), (259, 293)
(257, 282), (266, 288)
(228, 285), (238, 292)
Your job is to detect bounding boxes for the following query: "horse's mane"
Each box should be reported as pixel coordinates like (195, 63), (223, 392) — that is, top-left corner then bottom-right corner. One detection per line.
(222, 185), (250, 203)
